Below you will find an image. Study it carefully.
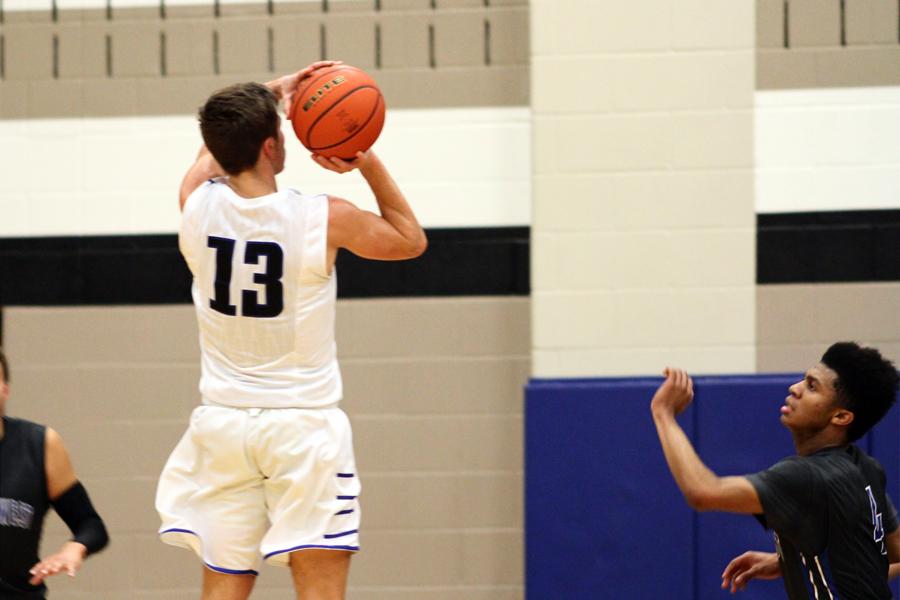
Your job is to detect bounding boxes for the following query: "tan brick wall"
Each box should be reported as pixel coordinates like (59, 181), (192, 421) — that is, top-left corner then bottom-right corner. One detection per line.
(0, 0), (529, 119)
(757, 283), (900, 372)
(757, 0), (900, 89)
(3, 298), (528, 599)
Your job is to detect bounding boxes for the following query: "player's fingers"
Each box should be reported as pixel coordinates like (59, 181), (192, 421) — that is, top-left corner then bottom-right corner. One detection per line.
(722, 555), (747, 579)
(311, 154), (337, 171)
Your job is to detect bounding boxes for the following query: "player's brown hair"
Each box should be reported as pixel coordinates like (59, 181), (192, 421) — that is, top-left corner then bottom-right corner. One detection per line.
(199, 83), (280, 175)
(0, 347), (9, 384)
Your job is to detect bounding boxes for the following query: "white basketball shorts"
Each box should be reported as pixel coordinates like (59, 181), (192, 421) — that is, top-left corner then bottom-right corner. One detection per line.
(156, 405), (361, 575)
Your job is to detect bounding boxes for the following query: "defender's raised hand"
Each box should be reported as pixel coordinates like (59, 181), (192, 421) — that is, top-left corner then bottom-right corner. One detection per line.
(650, 367), (695, 417)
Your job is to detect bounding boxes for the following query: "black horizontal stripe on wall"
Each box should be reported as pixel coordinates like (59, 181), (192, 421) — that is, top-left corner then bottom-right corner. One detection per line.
(0, 227), (529, 306)
(758, 209), (900, 284)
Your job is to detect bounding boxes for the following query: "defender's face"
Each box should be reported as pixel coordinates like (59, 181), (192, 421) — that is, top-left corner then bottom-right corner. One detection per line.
(780, 363), (841, 433)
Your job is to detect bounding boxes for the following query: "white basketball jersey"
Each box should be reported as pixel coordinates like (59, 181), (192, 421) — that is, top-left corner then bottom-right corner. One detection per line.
(179, 179), (341, 409)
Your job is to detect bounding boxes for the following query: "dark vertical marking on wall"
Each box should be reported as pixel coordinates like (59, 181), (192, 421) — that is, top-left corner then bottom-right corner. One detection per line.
(105, 34), (113, 77)
(51, 0), (58, 22)
(374, 23), (382, 69)
(322, 0), (329, 13)
(0, 0), (4, 25)
(431, 0), (436, 9)
(267, 27), (274, 72)
(839, 0), (846, 46)
(320, 23), (327, 60)
(428, 24), (436, 68)
(375, 0), (381, 10)
(783, 0), (790, 48)
(52, 34), (59, 79)
(214, 0), (220, 18)
(160, 32), (167, 76)
(0, 35), (4, 80)
(106, 0), (112, 20)
(160, 0), (166, 20)
(213, 30), (220, 74)
(267, 0), (273, 16)
(484, 19), (491, 65)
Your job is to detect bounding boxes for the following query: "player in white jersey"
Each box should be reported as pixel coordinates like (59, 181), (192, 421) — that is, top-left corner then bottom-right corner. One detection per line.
(156, 61), (427, 600)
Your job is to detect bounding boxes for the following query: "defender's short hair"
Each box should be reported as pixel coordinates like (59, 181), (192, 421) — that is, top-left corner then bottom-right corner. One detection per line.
(821, 342), (899, 441)
(199, 83), (279, 175)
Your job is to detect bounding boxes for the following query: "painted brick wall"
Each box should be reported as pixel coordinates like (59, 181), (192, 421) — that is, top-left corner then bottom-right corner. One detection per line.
(530, 0), (757, 377)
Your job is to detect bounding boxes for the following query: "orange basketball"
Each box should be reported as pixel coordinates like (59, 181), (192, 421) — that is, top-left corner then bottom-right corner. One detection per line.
(289, 65), (386, 160)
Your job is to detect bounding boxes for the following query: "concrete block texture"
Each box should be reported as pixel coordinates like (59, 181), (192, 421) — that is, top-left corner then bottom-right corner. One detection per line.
(845, 0), (899, 45)
(0, 1), (530, 119)
(759, 47), (900, 89)
(757, 283), (900, 347)
(531, 0), (756, 376)
(3, 24), (54, 81)
(788, 0), (841, 47)
(3, 297), (527, 598)
(757, 0), (786, 48)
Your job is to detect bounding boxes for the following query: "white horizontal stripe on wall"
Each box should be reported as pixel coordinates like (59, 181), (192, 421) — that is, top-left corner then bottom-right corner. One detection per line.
(0, 107), (531, 237)
(755, 86), (900, 214)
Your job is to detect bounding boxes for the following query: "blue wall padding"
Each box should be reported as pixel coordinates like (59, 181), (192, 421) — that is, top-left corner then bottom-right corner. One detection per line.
(525, 375), (900, 600)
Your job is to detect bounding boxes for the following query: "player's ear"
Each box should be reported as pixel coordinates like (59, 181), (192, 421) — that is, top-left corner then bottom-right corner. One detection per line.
(831, 408), (854, 428)
(261, 136), (276, 159)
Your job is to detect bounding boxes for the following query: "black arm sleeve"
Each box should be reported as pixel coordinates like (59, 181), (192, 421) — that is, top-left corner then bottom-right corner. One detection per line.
(51, 482), (109, 556)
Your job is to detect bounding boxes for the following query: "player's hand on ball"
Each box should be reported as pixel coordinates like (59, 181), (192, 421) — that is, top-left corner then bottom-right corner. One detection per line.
(721, 551), (781, 593)
(311, 150), (373, 174)
(650, 367), (694, 417)
(270, 60), (342, 117)
(29, 542), (86, 585)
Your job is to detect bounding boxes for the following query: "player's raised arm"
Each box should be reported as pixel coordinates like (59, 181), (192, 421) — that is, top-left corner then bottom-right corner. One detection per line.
(178, 146), (223, 211)
(319, 150), (427, 262)
(650, 368), (763, 514)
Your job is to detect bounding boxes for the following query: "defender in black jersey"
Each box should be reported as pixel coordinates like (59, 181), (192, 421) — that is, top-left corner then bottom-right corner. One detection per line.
(651, 342), (900, 599)
(0, 349), (108, 598)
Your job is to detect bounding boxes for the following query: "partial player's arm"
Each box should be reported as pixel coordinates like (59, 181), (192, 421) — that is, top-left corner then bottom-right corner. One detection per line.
(651, 368), (764, 514)
(30, 428), (109, 586)
(179, 145), (223, 211)
(320, 151), (427, 263)
(887, 528), (900, 580)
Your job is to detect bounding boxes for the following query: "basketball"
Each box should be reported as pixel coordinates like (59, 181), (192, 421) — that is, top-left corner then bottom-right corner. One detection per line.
(289, 65), (386, 160)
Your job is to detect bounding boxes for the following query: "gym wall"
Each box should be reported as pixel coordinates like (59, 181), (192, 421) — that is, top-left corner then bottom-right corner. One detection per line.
(0, 1), (530, 599)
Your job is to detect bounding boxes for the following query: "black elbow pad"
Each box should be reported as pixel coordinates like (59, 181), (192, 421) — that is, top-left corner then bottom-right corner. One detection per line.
(51, 482), (110, 556)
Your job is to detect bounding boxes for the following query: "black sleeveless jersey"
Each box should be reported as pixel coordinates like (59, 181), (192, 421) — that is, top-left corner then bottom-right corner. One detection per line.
(748, 445), (898, 600)
(0, 417), (49, 598)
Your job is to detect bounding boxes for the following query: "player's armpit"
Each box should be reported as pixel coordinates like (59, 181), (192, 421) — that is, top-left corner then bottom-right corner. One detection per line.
(327, 196), (426, 261)
(691, 476), (764, 514)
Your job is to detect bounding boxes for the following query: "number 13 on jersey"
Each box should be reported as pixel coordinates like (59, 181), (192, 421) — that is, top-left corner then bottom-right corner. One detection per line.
(207, 236), (285, 318)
